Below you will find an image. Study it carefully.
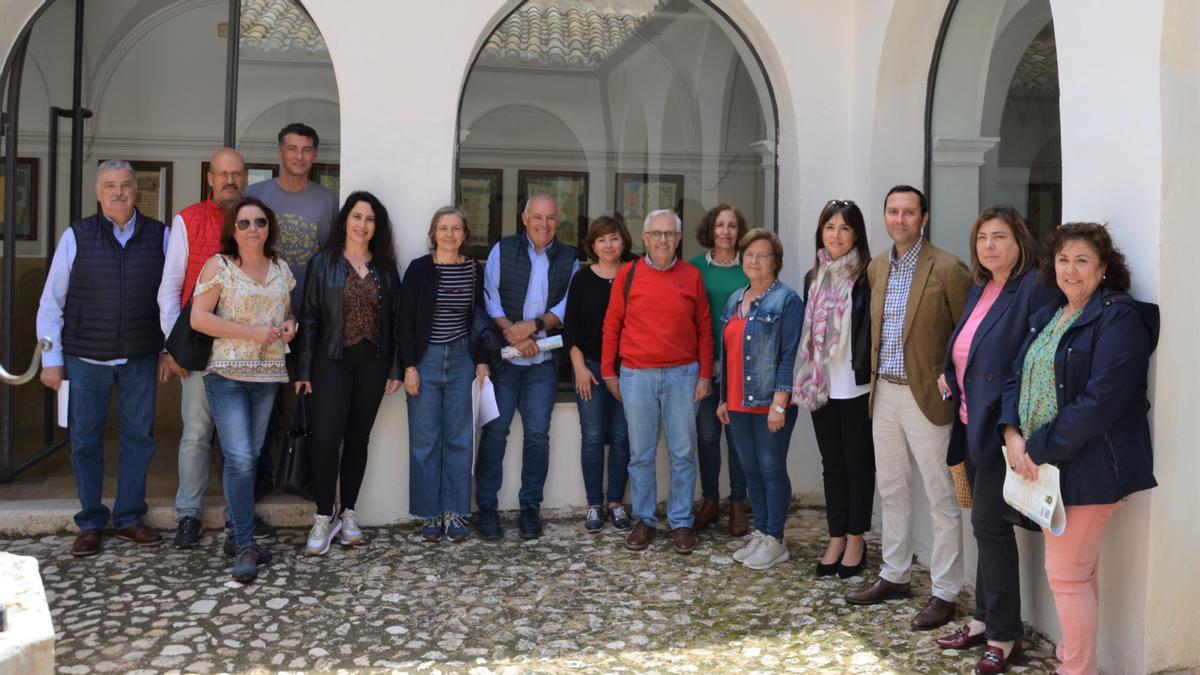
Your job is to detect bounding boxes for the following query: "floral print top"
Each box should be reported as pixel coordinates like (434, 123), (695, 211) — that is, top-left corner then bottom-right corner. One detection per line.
(193, 254), (295, 383)
(1018, 305), (1081, 438)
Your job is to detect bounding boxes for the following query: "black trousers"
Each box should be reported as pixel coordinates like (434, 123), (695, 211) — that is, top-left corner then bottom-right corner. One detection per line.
(810, 393), (875, 537)
(969, 451), (1023, 641)
(307, 342), (389, 516)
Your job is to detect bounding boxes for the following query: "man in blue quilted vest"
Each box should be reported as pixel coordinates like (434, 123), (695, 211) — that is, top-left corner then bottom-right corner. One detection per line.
(476, 193), (579, 540)
(36, 160), (170, 557)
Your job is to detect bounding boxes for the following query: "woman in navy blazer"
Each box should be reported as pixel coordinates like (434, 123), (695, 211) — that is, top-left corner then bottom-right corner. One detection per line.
(933, 206), (1056, 674)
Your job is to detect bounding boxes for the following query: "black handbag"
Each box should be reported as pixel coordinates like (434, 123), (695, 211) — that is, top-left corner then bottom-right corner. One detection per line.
(277, 392), (312, 495)
(165, 300), (214, 372)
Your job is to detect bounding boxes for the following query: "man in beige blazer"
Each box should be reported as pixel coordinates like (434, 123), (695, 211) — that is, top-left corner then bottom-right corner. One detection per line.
(845, 185), (971, 632)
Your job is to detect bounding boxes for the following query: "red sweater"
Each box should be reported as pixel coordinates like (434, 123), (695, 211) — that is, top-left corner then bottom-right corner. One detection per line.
(601, 258), (714, 379)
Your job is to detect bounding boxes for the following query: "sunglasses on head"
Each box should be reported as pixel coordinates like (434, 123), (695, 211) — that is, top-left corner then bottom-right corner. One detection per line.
(826, 199), (856, 207)
(236, 217), (269, 231)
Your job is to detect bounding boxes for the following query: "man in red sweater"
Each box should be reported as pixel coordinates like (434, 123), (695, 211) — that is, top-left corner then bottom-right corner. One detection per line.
(602, 209), (714, 555)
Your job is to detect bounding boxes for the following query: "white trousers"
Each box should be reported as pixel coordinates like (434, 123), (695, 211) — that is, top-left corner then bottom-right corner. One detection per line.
(872, 379), (963, 601)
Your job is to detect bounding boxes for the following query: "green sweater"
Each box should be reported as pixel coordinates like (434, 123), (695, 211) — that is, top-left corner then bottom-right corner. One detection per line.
(689, 253), (748, 363)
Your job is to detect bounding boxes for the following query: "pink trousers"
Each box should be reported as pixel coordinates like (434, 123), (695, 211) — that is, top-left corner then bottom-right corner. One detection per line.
(1043, 502), (1121, 675)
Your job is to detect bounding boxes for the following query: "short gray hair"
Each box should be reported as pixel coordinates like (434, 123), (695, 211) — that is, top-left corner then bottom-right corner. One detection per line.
(644, 208), (681, 232)
(523, 193), (560, 216)
(95, 160), (135, 186)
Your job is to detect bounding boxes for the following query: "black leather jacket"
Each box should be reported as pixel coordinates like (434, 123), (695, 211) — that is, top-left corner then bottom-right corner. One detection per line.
(295, 249), (402, 381)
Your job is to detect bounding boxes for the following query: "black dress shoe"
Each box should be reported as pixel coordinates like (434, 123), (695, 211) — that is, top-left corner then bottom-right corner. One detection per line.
(815, 550), (842, 577)
(518, 508), (542, 540)
(838, 543), (869, 579)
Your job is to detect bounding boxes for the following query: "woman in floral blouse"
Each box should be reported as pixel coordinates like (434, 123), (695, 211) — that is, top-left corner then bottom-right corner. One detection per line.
(191, 196), (296, 583)
(999, 223), (1158, 675)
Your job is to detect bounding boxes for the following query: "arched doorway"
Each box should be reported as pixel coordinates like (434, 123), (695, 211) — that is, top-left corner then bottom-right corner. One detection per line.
(927, 0), (1061, 258)
(0, 0), (339, 482)
(456, 0), (779, 262)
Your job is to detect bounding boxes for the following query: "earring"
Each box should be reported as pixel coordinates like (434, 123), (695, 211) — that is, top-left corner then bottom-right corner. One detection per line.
(1102, 274), (1107, 280)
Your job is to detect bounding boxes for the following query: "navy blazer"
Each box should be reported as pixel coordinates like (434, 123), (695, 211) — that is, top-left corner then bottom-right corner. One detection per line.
(944, 271), (1058, 466)
(999, 289), (1159, 505)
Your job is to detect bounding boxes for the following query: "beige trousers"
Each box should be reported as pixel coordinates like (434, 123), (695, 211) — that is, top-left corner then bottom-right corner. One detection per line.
(872, 379), (963, 601)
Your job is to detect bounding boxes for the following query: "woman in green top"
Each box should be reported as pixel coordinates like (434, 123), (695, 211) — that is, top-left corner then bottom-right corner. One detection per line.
(689, 203), (749, 536)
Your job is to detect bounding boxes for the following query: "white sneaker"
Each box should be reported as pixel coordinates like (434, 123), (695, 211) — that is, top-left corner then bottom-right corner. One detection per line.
(305, 514), (342, 557)
(733, 531), (767, 563)
(744, 535), (789, 570)
(337, 509), (365, 547)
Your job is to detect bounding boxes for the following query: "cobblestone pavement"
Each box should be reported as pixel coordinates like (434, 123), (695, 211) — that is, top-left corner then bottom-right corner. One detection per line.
(3, 507), (1059, 674)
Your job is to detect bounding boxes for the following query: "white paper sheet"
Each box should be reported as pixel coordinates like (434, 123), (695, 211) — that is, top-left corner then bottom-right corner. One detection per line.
(471, 375), (500, 470)
(1001, 445), (1067, 536)
(57, 380), (69, 428)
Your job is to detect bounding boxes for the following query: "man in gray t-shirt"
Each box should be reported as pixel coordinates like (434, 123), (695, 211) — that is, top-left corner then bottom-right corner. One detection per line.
(245, 122), (338, 314)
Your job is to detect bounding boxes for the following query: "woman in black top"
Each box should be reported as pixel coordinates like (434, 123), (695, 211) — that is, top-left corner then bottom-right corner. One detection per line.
(397, 206), (490, 543)
(294, 191), (402, 556)
(563, 215), (636, 532)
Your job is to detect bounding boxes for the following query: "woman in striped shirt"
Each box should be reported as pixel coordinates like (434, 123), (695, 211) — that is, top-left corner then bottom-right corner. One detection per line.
(397, 206), (491, 543)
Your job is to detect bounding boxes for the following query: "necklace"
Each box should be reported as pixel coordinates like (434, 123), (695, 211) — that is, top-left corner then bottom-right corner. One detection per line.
(344, 250), (371, 275)
(707, 250), (739, 267)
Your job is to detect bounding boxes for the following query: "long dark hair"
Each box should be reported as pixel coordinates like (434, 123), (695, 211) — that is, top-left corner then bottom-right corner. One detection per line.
(220, 196), (278, 261)
(325, 191), (397, 271)
(810, 199), (870, 278)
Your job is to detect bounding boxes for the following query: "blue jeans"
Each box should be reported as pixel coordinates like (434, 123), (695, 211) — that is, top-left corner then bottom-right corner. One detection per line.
(697, 381), (746, 502)
(407, 338), (475, 518)
(65, 353), (158, 531)
(728, 407), (798, 538)
(574, 359), (630, 505)
(204, 374), (278, 547)
(621, 362), (699, 529)
(475, 360), (557, 511)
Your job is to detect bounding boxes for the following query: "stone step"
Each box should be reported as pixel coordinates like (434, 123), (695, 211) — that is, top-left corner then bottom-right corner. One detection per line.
(0, 494), (314, 537)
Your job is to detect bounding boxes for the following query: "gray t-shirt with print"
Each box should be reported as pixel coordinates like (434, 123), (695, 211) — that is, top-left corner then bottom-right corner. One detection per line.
(245, 178), (337, 314)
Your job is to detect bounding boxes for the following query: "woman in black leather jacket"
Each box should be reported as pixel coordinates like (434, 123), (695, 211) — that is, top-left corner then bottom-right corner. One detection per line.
(294, 191), (402, 556)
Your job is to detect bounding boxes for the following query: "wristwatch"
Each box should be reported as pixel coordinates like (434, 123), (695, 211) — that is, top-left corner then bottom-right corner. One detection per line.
(534, 317), (546, 332)
(771, 404), (786, 414)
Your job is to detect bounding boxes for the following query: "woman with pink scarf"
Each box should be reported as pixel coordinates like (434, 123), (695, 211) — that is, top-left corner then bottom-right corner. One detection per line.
(793, 199), (874, 578)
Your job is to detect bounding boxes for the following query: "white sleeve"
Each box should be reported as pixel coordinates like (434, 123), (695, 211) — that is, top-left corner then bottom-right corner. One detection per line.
(157, 214), (189, 338)
(35, 229), (78, 367)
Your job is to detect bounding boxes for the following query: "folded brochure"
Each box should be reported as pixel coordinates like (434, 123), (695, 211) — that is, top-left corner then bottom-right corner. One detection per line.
(1000, 445), (1067, 536)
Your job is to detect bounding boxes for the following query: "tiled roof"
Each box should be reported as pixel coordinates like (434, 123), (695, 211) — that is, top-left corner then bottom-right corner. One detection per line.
(239, 0), (327, 55)
(479, 0), (665, 70)
(1010, 22), (1058, 96)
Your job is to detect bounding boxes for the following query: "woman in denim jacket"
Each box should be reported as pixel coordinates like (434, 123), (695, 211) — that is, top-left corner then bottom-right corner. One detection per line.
(716, 229), (804, 570)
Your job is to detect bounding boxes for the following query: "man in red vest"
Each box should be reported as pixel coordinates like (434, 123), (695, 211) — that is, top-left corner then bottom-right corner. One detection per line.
(157, 147), (253, 550)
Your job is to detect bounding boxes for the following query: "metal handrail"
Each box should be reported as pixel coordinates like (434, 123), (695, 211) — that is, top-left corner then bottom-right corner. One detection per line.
(0, 338), (51, 385)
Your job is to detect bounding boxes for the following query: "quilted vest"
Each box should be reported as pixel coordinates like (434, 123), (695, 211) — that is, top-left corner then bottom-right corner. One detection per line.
(497, 234), (576, 325)
(178, 199), (225, 308)
(61, 212), (166, 360)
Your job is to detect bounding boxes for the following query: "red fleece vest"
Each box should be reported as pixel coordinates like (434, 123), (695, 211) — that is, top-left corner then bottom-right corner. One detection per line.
(178, 199), (225, 308)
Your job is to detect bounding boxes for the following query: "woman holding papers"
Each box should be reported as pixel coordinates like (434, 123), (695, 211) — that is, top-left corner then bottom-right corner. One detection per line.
(563, 215), (636, 533)
(294, 191), (402, 556)
(934, 206), (1054, 674)
(397, 206), (490, 543)
(1000, 223), (1158, 675)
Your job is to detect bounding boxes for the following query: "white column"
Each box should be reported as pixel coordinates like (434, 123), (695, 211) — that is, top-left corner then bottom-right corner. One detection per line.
(930, 135), (999, 259)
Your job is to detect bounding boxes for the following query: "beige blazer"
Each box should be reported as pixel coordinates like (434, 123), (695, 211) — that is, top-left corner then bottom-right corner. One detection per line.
(867, 239), (971, 425)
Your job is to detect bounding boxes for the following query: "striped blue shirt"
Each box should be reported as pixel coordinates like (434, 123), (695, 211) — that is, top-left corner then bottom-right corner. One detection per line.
(877, 238), (923, 380)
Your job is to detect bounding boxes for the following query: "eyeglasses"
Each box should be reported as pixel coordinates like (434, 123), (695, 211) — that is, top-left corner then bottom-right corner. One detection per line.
(743, 252), (774, 262)
(212, 171), (245, 182)
(236, 217), (269, 231)
(645, 230), (680, 241)
(826, 199), (856, 207)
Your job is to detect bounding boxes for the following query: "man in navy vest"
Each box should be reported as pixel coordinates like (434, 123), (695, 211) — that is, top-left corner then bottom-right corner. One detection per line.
(476, 193), (579, 540)
(36, 160), (170, 557)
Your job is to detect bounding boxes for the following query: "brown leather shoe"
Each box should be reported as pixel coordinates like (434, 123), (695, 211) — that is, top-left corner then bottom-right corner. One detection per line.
(693, 499), (719, 530)
(974, 642), (1022, 674)
(114, 524), (164, 546)
(71, 529), (103, 557)
(728, 500), (749, 537)
(625, 522), (657, 551)
(936, 624), (987, 650)
(672, 527), (697, 554)
(911, 596), (956, 631)
(845, 577), (912, 605)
